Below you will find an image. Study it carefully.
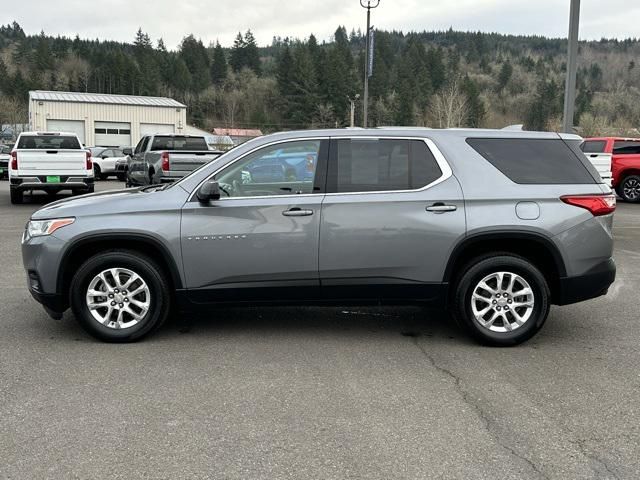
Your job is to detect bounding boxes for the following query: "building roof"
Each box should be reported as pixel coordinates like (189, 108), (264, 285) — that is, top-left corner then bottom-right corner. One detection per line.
(213, 128), (263, 137)
(29, 90), (186, 108)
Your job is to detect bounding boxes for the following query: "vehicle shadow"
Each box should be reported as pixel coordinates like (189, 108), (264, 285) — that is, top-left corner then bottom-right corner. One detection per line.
(156, 305), (470, 345)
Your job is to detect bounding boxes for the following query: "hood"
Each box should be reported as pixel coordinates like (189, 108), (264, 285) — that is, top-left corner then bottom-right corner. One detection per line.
(31, 186), (188, 220)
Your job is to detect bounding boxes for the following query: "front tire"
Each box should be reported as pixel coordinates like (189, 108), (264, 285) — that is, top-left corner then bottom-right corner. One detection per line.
(617, 175), (640, 203)
(70, 250), (171, 342)
(452, 255), (550, 346)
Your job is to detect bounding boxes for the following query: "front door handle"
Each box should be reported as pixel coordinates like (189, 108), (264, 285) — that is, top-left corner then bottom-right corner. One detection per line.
(426, 203), (457, 213)
(282, 208), (314, 217)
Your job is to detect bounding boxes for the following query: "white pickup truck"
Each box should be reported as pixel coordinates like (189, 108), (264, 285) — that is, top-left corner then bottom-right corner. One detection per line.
(581, 151), (613, 187)
(9, 132), (94, 204)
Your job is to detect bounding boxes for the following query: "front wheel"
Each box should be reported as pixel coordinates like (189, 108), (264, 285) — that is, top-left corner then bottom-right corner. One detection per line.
(617, 175), (640, 203)
(70, 250), (171, 342)
(452, 255), (550, 346)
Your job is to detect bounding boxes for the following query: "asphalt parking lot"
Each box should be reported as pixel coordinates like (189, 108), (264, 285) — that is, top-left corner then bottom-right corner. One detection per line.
(0, 180), (639, 479)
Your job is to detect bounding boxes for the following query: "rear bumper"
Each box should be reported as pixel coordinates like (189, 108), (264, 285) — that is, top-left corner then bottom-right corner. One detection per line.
(556, 258), (616, 306)
(11, 176), (94, 191)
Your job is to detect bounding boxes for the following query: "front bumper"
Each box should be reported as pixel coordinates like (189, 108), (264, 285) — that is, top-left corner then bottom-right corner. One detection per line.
(556, 257), (616, 305)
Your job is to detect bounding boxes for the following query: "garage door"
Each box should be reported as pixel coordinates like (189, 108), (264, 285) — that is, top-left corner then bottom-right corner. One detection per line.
(46, 120), (86, 145)
(95, 121), (131, 148)
(140, 123), (175, 136)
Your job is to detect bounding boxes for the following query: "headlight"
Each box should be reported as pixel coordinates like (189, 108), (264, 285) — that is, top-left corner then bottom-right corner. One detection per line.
(26, 218), (75, 238)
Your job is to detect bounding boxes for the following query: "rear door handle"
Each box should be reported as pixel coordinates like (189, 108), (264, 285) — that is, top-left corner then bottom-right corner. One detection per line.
(426, 203), (457, 213)
(283, 208), (314, 217)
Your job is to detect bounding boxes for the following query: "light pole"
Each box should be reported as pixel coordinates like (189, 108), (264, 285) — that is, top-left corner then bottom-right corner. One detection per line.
(562, 0), (581, 133)
(360, 0), (380, 128)
(348, 94), (360, 127)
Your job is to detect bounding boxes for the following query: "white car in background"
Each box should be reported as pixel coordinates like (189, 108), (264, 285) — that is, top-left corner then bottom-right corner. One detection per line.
(89, 147), (128, 180)
(0, 144), (12, 179)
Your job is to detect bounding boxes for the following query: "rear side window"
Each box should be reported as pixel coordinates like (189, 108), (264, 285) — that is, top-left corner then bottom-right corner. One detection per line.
(613, 140), (640, 155)
(329, 139), (442, 193)
(581, 141), (606, 153)
(466, 138), (596, 184)
(17, 135), (81, 150)
(150, 136), (208, 151)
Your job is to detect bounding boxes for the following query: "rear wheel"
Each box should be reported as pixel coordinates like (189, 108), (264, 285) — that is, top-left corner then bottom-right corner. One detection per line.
(617, 175), (640, 203)
(452, 255), (550, 346)
(70, 250), (171, 342)
(10, 188), (23, 204)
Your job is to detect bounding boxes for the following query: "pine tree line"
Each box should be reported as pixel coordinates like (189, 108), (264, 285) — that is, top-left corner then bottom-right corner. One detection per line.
(1, 21), (640, 134)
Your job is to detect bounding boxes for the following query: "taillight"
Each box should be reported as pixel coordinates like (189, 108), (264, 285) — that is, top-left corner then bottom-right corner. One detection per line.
(85, 150), (92, 170)
(161, 151), (170, 171)
(10, 151), (17, 170)
(560, 194), (616, 216)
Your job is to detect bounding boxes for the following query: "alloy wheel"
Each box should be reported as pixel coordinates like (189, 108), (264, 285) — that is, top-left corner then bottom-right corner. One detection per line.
(470, 271), (535, 333)
(85, 268), (151, 329)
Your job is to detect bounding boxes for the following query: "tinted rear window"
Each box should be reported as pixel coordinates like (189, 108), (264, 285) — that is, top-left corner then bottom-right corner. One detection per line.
(613, 140), (640, 155)
(466, 138), (597, 184)
(329, 139), (442, 193)
(581, 140), (606, 153)
(17, 135), (81, 150)
(150, 136), (208, 151)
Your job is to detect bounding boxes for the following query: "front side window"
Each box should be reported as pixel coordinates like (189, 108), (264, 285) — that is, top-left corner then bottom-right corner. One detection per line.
(613, 140), (640, 155)
(329, 139), (442, 193)
(133, 137), (145, 154)
(214, 140), (322, 198)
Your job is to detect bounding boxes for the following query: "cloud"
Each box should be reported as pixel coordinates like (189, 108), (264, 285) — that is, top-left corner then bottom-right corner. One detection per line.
(7, 0), (640, 49)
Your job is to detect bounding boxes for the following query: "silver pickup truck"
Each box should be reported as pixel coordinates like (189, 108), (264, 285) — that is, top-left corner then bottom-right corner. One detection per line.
(123, 134), (223, 186)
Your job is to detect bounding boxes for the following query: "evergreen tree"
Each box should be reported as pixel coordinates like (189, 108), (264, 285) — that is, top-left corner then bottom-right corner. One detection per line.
(229, 32), (246, 72)
(34, 31), (53, 72)
(210, 41), (228, 85)
(461, 75), (485, 127)
(244, 30), (261, 75)
(525, 79), (562, 131)
(180, 34), (210, 92)
(496, 60), (513, 93)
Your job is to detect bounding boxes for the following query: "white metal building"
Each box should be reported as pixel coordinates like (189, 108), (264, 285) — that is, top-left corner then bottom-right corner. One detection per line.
(28, 91), (187, 147)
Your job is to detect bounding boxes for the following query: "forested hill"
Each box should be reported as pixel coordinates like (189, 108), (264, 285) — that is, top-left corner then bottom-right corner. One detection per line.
(1, 21), (639, 135)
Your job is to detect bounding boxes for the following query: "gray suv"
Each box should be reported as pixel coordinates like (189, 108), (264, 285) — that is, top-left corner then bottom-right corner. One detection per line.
(22, 128), (616, 345)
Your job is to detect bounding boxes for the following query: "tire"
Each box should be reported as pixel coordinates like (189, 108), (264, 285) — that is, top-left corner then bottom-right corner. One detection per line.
(94, 165), (106, 181)
(617, 175), (640, 203)
(452, 254), (550, 347)
(70, 250), (171, 342)
(117, 173), (126, 182)
(10, 188), (23, 204)
(86, 185), (95, 194)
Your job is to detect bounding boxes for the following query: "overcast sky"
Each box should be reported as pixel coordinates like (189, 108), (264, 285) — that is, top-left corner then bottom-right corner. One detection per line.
(5, 0), (640, 49)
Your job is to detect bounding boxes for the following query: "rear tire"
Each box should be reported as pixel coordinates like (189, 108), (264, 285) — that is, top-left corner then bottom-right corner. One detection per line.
(617, 175), (640, 203)
(10, 189), (23, 204)
(70, 250), (171, 342)
(452, 254), (550, 346)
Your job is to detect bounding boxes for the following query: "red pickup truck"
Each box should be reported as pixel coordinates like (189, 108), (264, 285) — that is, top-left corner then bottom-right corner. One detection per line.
(582, 137), (640, 202)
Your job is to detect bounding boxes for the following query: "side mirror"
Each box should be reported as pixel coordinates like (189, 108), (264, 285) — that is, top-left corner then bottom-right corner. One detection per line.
(101, 155), (109, 159)
(122, 148), (133, 156)
(197, 180), (221, 203)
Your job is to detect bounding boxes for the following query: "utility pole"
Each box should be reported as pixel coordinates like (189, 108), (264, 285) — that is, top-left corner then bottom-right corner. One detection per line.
(348, 94), (360, 127)
(562, 0), (581, 133)
(360, 0), (380, 127)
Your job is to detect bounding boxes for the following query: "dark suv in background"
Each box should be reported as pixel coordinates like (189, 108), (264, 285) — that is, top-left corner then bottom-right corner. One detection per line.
(22, 128), (615, 345)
